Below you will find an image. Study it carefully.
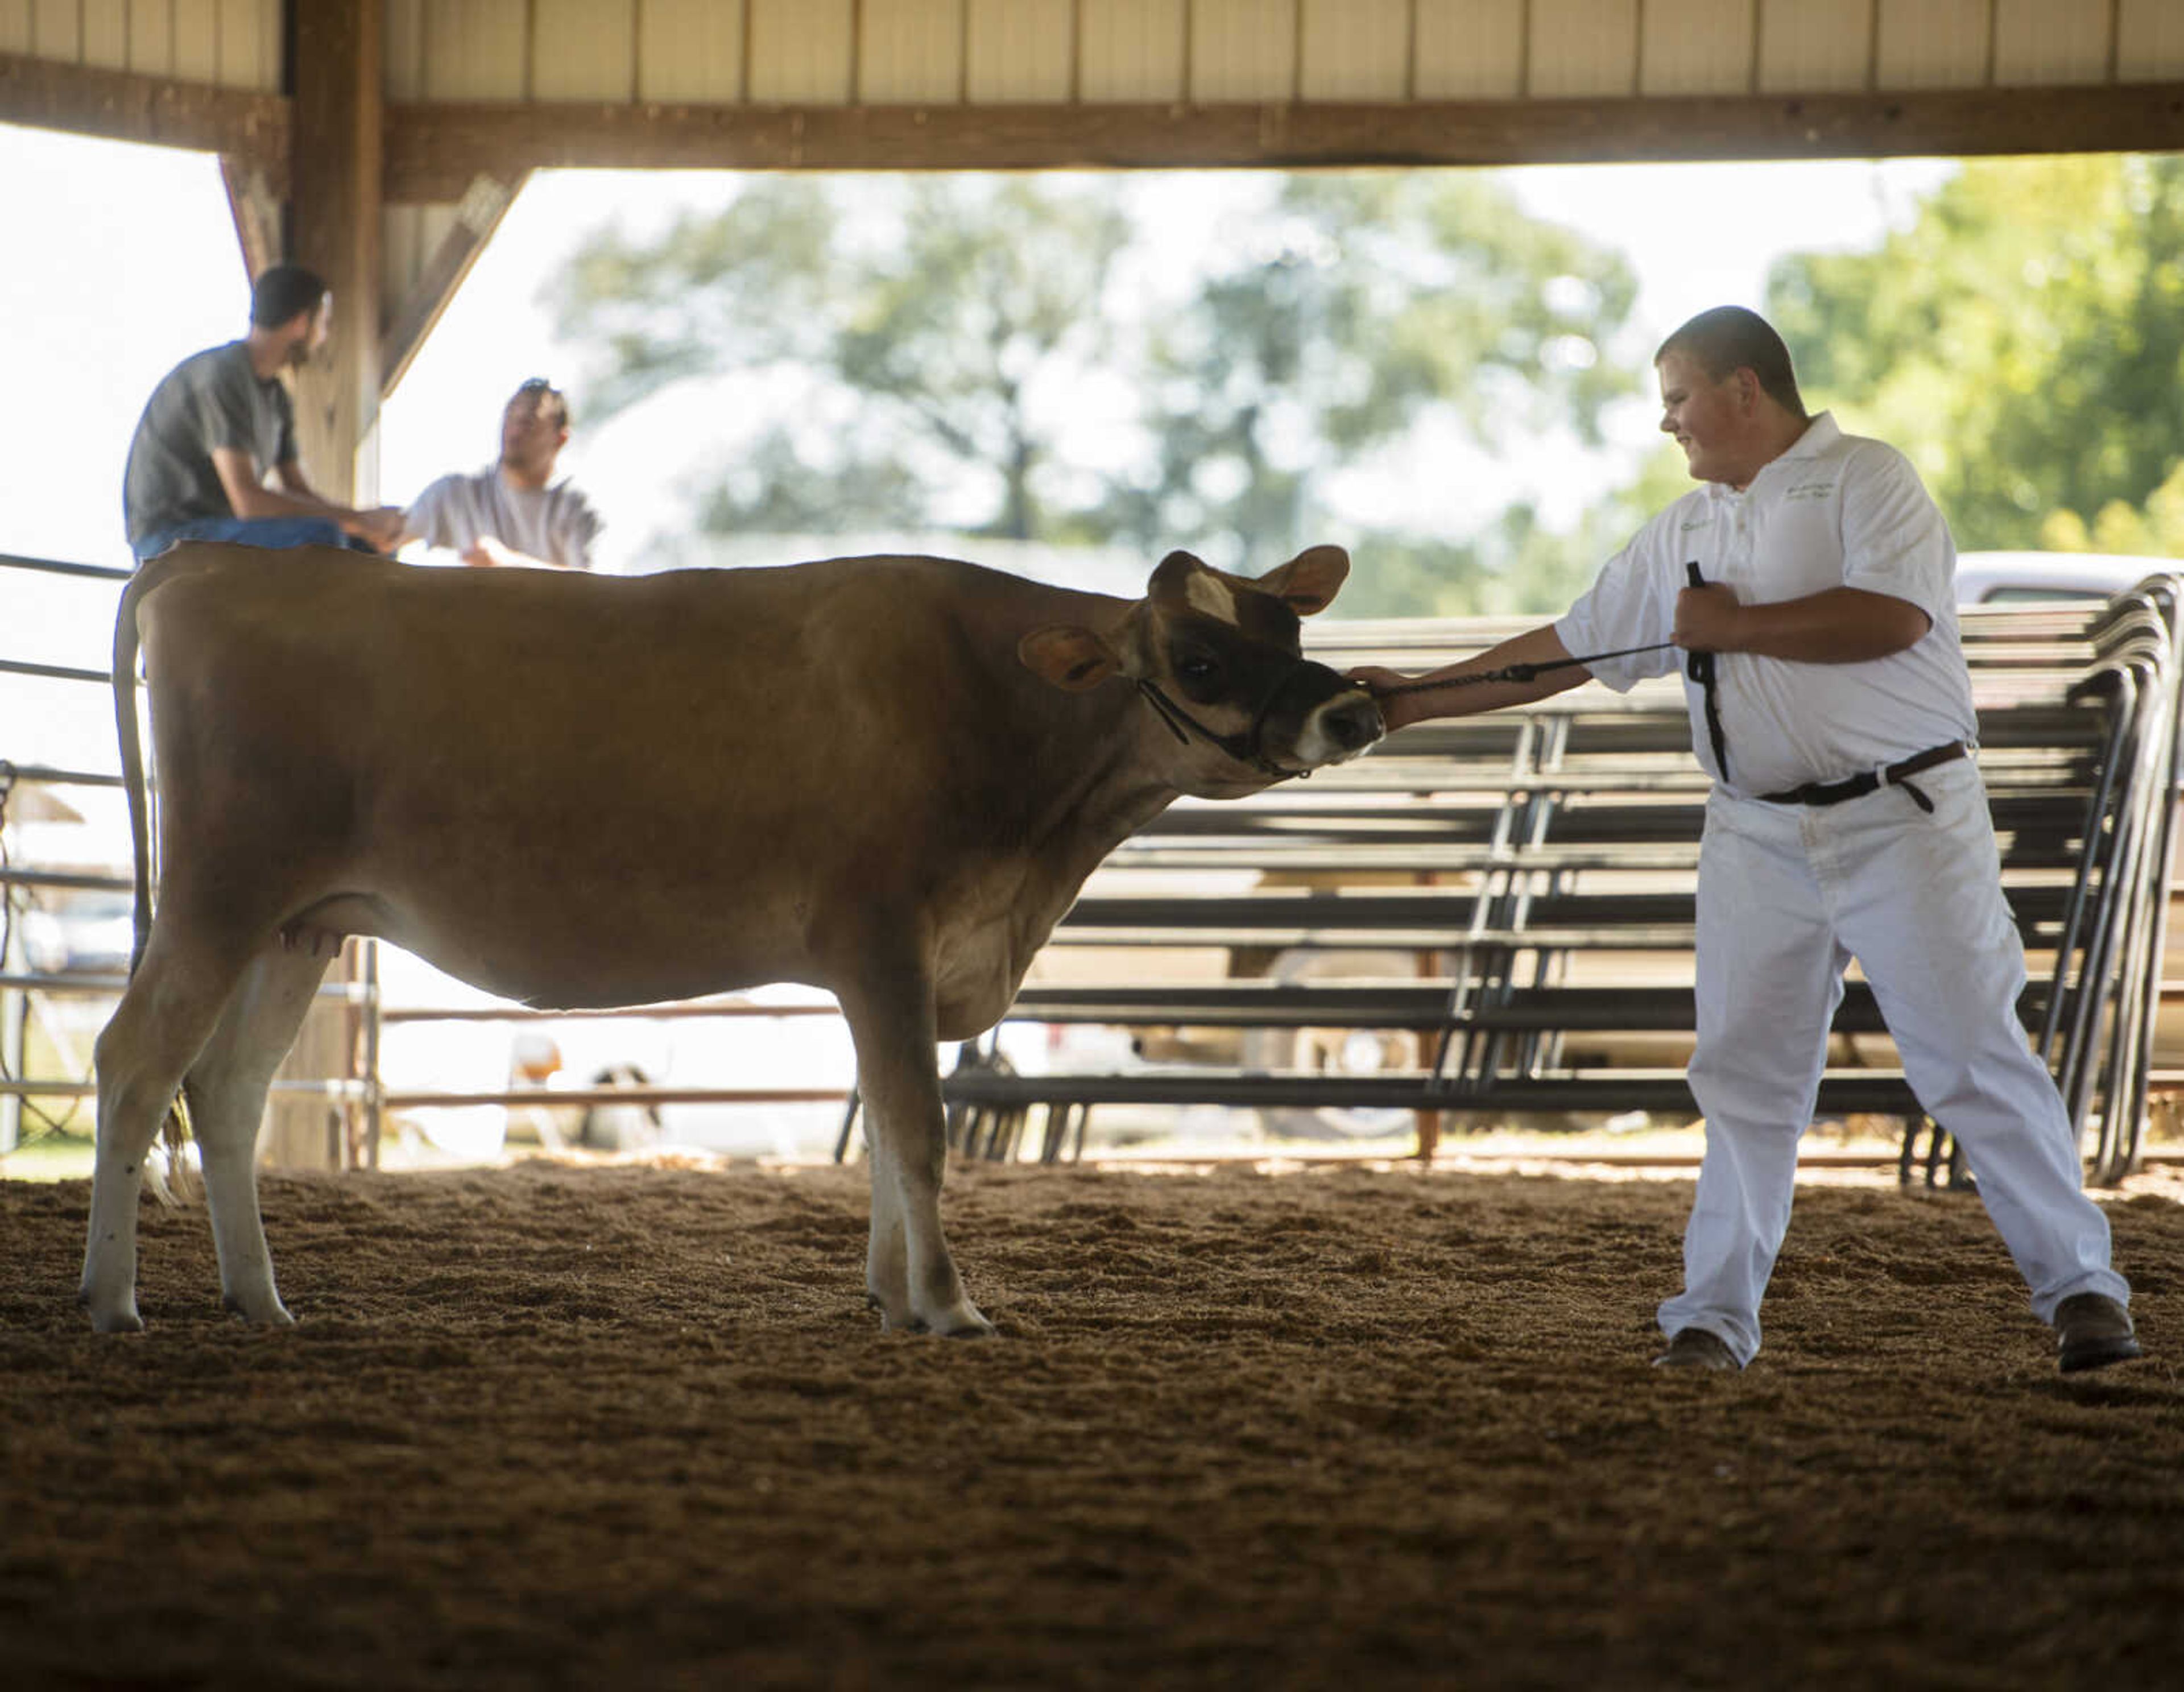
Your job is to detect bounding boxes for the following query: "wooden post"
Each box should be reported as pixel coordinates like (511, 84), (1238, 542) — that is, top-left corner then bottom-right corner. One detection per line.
(260, 0), (382, 1172)
(286, 0), (382, 508)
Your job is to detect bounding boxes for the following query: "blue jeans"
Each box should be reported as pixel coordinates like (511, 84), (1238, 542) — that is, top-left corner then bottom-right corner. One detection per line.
(131, 515), (376, 563)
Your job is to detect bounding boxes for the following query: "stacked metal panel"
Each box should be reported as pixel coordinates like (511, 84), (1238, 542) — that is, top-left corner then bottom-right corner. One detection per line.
(960, 581), (2184, 1181)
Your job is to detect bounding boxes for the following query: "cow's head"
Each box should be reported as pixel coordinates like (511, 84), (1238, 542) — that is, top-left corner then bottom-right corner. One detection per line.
(1019, 546), (1384, 793)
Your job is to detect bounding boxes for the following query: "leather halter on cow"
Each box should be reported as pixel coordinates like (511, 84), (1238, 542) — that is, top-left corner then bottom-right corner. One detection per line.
(80, 541), (1383, 1337)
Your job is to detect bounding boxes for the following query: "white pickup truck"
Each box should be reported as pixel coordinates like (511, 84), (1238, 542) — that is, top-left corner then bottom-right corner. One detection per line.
(1954, 551), (2179, 605)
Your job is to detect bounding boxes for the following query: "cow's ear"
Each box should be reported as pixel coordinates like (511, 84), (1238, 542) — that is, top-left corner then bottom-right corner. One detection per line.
(1148, 550), (1207, 605)
(1020, 624), (1120, 692)
(1256, 544), (1350, 616)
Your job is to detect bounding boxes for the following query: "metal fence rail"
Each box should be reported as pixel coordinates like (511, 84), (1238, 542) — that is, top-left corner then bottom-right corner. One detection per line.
(7, 546), (2182, 1182)
(1, 551), (131, 582)
(2, 548), (859, 1163)
(946, 583), (2184, 1181)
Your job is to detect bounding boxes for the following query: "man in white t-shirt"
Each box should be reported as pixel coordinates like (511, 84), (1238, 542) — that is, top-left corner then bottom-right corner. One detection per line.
(1350, 306), (2139, 1376)
(402, 378), (603, 569)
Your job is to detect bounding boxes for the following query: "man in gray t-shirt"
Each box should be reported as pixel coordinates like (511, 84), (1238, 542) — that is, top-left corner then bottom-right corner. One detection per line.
(123, 264), (406, 562)
(400, 378), (603, 569)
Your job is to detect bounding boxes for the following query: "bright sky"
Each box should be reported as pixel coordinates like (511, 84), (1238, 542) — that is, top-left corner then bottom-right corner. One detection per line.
(0, 119), (1954, 800)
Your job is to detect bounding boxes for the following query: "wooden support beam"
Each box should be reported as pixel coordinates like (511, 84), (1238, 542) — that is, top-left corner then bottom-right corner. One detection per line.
(0, 51), (288, 191)
(4, 45), (2179, 201)
(286, 0), (383, 504)
(6, 45), (2178, 202)
(379, 170), (526, 401)
(219, 155), (283, 289)
(384, 82), (2184, 200)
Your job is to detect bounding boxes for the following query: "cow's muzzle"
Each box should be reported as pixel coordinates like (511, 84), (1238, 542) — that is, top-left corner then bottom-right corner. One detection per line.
(1137, 658), (1382, 780)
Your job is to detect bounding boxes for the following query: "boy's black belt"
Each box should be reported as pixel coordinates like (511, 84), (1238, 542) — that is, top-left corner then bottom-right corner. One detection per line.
(1757, 740), (1968, 814)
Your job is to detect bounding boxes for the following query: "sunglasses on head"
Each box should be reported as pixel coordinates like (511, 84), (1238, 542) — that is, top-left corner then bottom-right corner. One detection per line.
(511, 378), (569, 423)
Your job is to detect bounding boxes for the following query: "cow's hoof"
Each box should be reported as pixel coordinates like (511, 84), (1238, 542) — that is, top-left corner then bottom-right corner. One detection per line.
(222, 1293), (296, 1326)
(81, 1294), (145, 1335)
(923, 1300), (995, 1339)
(868, 1294), (993, 1338)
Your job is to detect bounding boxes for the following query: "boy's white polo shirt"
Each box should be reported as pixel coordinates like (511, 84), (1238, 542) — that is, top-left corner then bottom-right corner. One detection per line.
(1556, 411), (1978, 797)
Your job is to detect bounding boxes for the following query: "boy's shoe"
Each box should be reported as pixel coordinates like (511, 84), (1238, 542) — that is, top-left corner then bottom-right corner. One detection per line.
(2054, 1293), (2142, 1374)
(1652, 1326), (1740, 1371)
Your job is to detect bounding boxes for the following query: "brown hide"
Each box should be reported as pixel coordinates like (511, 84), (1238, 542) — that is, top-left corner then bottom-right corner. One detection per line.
(81, 541), (1377, 1338)
(135, 549), (1162, 1027)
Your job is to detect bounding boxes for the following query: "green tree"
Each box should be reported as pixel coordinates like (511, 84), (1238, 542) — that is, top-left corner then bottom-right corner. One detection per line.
(1767, 155), (2184, 554)
(552, 176), (1134, 541)
(1097, 174), (1643, 571)
(2041, 460), (2184, 555)
(552, 176), (842, 417)
(550, 173), (1644, 607)
(1339, 437), (1693, 622)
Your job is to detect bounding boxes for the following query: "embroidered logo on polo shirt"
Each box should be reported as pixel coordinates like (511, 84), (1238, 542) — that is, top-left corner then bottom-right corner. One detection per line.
(1679, 515), (1713, 532)
(1783, 481), (1836, 501)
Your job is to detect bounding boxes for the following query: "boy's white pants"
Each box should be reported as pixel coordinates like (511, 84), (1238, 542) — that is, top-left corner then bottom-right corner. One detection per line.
(1657, 756), (2129, 1366)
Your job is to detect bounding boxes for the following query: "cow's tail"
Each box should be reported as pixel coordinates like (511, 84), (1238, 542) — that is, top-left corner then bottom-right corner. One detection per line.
(112, 559), (198, 1207)
(113, 566), (153, 977)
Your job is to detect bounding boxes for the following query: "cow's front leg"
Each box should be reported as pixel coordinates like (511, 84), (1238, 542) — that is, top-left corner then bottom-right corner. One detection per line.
(837, 963), (992, 1338)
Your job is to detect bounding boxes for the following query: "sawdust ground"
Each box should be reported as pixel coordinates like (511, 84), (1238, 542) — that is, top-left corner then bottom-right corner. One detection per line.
(3, 1159), (2181, 1690)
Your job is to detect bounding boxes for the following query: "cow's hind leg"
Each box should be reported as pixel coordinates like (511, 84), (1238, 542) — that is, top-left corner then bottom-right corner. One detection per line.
(82, 931), (255, 1332)
(183, 945), (336, 1324)
(837, 963), (992, 1338)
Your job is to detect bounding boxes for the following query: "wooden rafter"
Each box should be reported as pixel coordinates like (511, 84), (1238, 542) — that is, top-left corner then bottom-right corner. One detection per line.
(382, 82), (2184, 201)
(5, 45), (2181, 206)
(218, 155), (283, 287)
(0, 51), (289, 193)
(378, 170), (529, 401)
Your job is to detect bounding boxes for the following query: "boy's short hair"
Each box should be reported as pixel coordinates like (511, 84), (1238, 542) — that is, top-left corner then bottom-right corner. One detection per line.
(1657, 306), (1806, 417)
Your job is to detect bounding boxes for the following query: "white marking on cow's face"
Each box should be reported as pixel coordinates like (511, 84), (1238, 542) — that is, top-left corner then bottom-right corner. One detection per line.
(1184, 571), (1239, 624)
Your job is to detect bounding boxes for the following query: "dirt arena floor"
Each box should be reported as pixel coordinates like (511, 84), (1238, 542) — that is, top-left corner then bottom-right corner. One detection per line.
(3, 1156), (2183, 1691)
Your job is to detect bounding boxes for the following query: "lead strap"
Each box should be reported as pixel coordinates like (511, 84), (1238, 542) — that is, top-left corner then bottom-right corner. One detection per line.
(1685, 560), (1732, 787)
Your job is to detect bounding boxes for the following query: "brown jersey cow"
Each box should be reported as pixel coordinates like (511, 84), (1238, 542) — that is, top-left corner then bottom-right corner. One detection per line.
(81, 543), (1381, 1336)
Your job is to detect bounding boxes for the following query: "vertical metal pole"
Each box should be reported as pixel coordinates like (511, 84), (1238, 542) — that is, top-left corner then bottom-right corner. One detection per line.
(362, 937), (383, 1169)
(0, 998), (22, 1156)
(1, 876), (24, 1152)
